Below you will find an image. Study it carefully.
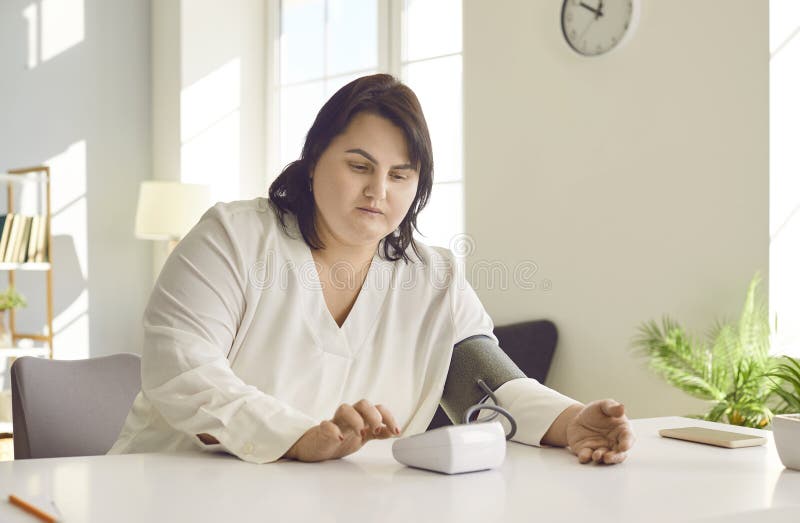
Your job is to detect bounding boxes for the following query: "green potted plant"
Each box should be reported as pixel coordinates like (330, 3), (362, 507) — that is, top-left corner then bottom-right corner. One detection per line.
(0, 286), (27, 348)
(768, 356), (800, 413)
(766, 357), (800, 469)
(632, 273), (780, 428)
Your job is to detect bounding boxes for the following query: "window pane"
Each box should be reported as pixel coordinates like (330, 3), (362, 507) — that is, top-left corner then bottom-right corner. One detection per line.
(324, 70), (376, 99)
(415, 182), (464, 250)
(403, 55), (462, 183)
(770, 211), (800, 357)
(280, 81), (326, 168)
(404, 0), (462, 62)
(281, 0), (325, 84)
(771, 0), (800, 54)
(770, 29), (800, 234)
(769, 0), (800, 357)
(327, 0), (378, 76)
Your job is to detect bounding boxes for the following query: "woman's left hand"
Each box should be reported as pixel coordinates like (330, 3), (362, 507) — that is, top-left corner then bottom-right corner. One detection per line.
(566, 399), (635, 465)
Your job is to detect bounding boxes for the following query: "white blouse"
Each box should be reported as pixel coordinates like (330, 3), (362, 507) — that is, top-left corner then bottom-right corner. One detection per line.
(109, 198), (580, 464)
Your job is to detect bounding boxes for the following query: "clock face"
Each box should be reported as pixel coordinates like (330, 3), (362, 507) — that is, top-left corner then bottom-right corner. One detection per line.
(561, 0), (639, 56)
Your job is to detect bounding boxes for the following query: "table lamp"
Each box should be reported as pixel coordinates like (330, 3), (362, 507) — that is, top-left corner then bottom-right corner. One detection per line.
(134, 181), (211, 251)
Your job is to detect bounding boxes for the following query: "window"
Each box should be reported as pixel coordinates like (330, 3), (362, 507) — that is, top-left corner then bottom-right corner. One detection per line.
(268, 0), (465, 251)
(276, 0), (379, 169)
(402, 0), (464, 250)
(770, 0), (800, 356)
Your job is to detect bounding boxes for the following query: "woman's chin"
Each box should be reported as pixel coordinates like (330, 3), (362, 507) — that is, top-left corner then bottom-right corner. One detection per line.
(347, 226), (390, 247)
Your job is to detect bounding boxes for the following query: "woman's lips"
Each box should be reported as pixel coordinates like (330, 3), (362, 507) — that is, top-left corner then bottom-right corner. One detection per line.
(358, 207), (383, 215)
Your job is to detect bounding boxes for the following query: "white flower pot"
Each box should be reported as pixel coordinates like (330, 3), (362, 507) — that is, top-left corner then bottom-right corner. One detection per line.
(772, 414), (800, 471)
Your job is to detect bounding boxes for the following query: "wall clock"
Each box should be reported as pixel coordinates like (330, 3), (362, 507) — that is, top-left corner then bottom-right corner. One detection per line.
(561, 0), (640, 56)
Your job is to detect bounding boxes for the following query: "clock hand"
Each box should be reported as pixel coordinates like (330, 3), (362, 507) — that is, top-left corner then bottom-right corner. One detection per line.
(579, 1), (603, 19)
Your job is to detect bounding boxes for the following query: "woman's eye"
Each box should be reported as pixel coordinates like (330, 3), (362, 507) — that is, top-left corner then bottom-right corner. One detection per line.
(350, 163), (368, 172)
(390, 173), (408, 181)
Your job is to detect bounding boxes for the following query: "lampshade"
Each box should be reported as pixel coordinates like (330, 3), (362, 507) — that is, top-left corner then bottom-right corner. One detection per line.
(135, 181), (212, 240)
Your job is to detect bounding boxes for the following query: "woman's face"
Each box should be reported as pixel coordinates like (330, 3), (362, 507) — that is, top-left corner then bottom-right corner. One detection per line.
(311, 112), (420, 251)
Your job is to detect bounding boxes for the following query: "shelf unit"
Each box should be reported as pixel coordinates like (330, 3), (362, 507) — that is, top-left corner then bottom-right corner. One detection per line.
(0, 166), (53, 360)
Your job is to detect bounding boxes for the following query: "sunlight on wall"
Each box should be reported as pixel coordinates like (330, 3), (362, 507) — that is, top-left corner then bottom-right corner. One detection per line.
(47, 141), (89, 360)
(41, 0), (84, 62)
(22, 4), (37, 69)
(22, 0), (85, 69)
(180, 58), (241, 202)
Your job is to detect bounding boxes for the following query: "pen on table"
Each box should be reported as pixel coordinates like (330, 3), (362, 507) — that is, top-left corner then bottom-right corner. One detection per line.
(8, 494), (60, 523)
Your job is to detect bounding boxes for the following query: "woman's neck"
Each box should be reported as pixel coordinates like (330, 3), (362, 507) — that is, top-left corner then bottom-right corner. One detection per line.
(311, 214), (379, 270)
(311, 242), (377, 271)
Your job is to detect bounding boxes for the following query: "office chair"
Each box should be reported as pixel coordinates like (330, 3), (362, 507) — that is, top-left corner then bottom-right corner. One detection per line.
(10, 353), (141, 459)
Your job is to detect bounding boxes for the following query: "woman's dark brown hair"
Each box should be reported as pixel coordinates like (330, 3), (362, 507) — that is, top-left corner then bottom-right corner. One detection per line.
(268, 73), (433, 264)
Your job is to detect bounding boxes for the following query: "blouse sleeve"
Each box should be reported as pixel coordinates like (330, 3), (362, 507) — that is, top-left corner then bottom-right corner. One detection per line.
(140, 203), (318, 464)
(448, 253), (499, 345)
(492, 378), (582, 447)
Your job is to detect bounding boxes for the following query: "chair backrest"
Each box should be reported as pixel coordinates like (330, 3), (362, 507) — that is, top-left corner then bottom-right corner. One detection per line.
(427, 319), (559, 430)
(492, 319), (559, 383)
(11, 353), (141, 459)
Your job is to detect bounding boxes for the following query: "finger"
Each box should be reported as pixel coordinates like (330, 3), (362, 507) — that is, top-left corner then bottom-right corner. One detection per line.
(352, 399), (384, 437)
(617, 427), (636, 452)
(600, 399), (625, 418)
(577, 447), (593, 464)
(602, 450), (628, 465)
(592, 447), (609, 463)
(374, 404), (401, 436)
(333, 403), (367, 436)
(371, 426), (398, 440)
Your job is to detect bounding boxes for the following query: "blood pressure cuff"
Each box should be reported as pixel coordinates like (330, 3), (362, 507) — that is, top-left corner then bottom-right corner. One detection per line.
(440, 334), (526, 425)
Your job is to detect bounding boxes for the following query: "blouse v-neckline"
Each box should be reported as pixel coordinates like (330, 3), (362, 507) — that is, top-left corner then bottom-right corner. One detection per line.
(282, 216), (394, 358)
(313, 253), (372, 330)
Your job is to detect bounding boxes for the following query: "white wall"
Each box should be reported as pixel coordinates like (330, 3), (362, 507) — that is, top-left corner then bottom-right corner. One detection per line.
(0, 0), (151, 364)
(151, 0), (266, 195)
(463, 0), (769, 418)
(180, 0), (265, 199)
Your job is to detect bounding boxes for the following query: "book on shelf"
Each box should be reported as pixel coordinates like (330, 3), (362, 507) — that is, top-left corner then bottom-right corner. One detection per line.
(10, 215), (24, 263)
(3, 215), (20, 263)
(0, 213), (49, 264)
(0, 213), (12, 260)
(26, 215), (40, 262)
(36, 216), (48, 262)
(3, 214), (22, 263)
(14, 215), (27, 263)
(14, 216), (32, 263)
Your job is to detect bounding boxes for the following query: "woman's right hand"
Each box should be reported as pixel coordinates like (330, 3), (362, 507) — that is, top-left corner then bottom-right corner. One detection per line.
(283, 399), (402, 462)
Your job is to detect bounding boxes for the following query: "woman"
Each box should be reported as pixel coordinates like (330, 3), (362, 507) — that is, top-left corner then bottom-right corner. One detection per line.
(109, 74), (634, 465)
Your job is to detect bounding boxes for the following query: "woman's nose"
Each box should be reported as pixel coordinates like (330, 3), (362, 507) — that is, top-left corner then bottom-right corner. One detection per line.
(364, 173), (387, 200)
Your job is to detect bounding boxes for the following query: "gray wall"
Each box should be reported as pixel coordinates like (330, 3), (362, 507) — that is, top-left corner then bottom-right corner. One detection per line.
(0, 0), (151, 367)
(463, 0), (769, 418)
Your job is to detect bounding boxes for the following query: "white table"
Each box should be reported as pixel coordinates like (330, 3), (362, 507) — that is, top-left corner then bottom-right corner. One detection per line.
(0, 417), (798, 522)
